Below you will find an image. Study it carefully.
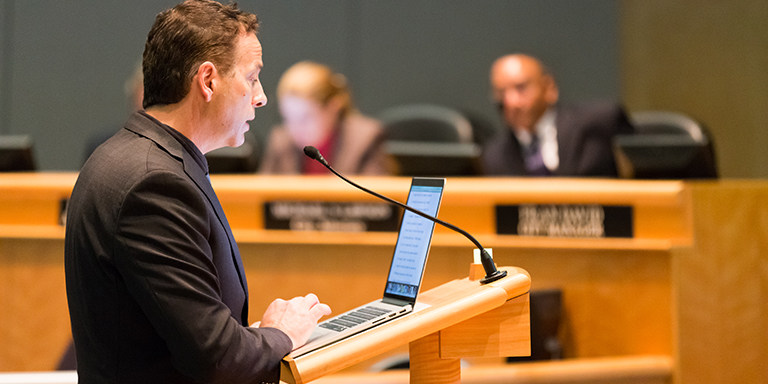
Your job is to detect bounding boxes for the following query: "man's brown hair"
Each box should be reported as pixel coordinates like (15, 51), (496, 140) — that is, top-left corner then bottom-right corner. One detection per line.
(142, 0), (259, 109)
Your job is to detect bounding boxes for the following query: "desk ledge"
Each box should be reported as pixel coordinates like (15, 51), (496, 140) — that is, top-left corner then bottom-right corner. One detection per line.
(311, 355), (673, 384)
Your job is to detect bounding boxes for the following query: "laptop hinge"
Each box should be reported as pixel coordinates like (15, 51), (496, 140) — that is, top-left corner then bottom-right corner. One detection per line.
(382, 297), (412, 307)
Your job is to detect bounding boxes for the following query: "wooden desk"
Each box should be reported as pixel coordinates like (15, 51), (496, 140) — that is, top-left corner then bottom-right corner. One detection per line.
(1, 174), (766, 384)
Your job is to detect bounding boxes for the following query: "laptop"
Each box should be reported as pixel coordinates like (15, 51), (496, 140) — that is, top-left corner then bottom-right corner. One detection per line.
(290, 177), (446, 358)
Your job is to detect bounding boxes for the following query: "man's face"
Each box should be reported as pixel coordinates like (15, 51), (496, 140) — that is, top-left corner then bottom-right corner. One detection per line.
(491, 56), (556, 133)
(209, 32), (267, 149)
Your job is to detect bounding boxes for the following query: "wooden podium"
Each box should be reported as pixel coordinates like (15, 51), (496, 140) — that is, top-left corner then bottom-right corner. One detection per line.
(281, 265), (532, 384)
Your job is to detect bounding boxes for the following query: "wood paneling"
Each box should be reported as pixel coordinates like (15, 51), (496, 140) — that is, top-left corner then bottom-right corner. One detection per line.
(1, 174), (765, 383)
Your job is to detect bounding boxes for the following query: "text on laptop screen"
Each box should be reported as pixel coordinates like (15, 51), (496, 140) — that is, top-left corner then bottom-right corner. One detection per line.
(384, 184), (443, 299)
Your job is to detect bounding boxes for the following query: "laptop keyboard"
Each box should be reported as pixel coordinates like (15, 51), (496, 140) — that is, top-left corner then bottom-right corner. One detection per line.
(318, 306), (394, 332)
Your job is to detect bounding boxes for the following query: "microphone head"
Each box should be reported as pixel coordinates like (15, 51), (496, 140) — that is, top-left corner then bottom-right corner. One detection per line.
(303, 146), (321, 160)
(303, 145), (328, 166)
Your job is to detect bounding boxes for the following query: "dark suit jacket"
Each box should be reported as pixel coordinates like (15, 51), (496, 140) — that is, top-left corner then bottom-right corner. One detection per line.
(481, 101), (634, 177)
(65, 112), (292, 384)
(259, 113), (389, 175)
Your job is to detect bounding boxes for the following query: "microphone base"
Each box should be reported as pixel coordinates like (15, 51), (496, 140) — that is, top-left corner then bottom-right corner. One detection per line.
(480, 269), (508, 284)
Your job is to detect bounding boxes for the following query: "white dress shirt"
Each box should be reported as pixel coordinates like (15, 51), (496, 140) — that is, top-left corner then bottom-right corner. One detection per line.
(513, 108), (559, 172)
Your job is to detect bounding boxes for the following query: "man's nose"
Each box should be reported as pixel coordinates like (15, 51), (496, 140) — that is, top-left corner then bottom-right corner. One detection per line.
(503, 89), (524, 109)
(252, 83), (267, 108)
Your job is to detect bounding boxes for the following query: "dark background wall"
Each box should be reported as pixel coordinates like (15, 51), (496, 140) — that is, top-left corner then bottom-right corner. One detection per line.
(0, 0), (621, 171)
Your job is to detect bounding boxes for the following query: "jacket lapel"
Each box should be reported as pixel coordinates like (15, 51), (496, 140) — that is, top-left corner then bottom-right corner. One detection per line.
(503, 129), (528, 175)
(183, 154), (250, 324)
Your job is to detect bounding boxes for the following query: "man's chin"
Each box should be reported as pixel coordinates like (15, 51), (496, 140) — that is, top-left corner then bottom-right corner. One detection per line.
(231, 137), (246, 148)
(216, 139), (244, 151)
(506, 119), (533, 132)
(232, 130), (249, 147)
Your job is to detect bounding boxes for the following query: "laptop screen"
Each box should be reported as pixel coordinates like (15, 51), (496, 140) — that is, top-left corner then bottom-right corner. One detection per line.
(383, 178), (444, 303)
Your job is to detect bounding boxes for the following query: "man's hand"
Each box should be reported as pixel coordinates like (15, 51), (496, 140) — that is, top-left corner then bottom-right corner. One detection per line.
(256, 293), (332, 350)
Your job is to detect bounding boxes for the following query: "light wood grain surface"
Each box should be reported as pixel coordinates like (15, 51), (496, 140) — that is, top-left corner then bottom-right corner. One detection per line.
(1, 174), (766, 383)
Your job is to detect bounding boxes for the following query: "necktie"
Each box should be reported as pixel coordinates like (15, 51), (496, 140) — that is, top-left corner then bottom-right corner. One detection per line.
(524, 135), (550, 176)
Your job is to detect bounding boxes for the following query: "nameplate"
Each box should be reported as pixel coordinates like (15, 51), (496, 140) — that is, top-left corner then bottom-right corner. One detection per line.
(264, 201), (401, 232)
(496, 204), (633, 238)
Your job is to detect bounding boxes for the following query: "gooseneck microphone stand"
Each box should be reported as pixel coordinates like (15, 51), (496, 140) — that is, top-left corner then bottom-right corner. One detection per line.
(303, 145), (507, 284)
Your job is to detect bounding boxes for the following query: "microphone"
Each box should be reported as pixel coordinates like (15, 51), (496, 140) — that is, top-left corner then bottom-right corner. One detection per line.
(303, 145), (507, 284)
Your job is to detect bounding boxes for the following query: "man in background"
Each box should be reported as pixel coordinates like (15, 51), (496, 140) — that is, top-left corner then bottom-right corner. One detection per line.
(481, 54), (633, 177)
(65, 1), (330, 383)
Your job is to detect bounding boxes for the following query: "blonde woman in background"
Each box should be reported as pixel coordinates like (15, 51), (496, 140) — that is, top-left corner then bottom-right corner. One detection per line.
(259, 61), (390, 175)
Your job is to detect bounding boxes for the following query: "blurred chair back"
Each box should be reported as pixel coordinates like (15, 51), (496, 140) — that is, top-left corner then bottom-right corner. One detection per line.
(205, 133), (260, 174)
(0, 135), (36, 172)
(378, 104), (481, 177)
(613, 111), (717, 179)
(632, 111), (705, 139)
(379, 103), (473, 143)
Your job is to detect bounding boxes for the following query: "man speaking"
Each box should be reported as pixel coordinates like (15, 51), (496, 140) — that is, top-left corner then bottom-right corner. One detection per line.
(65, 1), (331, 383)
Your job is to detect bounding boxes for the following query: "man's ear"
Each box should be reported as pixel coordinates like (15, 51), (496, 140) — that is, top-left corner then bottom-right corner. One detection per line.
(544, 75), (559, 105)
(195, 61), (217, 103)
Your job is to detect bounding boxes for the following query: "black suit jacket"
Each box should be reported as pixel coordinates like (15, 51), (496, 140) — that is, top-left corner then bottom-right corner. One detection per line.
(481, 101), (634, 177)
(65, 112), (291, 384)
